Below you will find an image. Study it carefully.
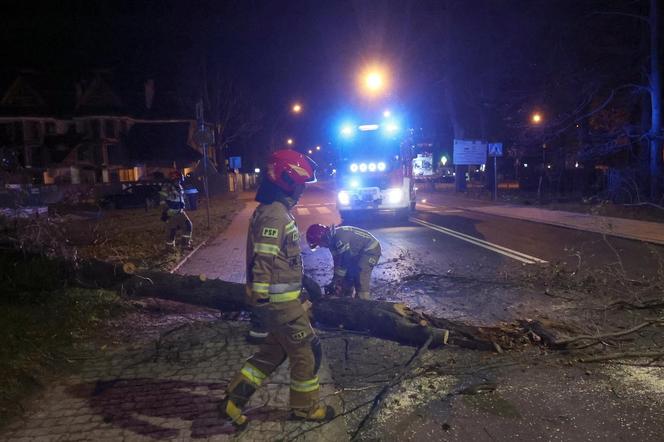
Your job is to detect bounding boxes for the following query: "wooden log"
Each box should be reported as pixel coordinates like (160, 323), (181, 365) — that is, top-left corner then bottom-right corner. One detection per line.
(0, 248), (515, 350)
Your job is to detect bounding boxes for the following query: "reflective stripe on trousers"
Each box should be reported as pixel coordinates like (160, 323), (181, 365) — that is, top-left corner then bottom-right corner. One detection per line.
(240, 362), (268, 386)
(291, 376), (320, 393)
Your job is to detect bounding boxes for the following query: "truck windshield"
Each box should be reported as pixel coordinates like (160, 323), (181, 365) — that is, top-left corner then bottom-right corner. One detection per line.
(338, 131), (401, 163)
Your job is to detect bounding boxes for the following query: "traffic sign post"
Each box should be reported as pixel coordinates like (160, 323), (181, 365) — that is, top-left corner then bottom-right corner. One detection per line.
(488, 143), (503, 201)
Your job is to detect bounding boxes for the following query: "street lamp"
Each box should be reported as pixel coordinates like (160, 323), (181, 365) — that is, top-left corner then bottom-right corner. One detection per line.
(359, 66), (388, 96)
(287, 138), (294, 145)
(308, 149), (313, 154)
(531, 112), (543, 124)
(316, 145), (321, 151)
(292, 103), (302, 114)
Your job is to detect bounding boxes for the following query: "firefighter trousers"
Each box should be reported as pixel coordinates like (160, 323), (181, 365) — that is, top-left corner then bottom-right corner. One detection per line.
(225, 313), (322, 411)
(165, 211), (193, 244)
(341, 250), (381, 300)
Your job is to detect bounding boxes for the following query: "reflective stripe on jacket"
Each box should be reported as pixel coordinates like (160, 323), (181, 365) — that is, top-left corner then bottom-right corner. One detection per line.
(331, 226), (380, 277)
(246, 201), (305, 327)
(160, 183), (185, 214)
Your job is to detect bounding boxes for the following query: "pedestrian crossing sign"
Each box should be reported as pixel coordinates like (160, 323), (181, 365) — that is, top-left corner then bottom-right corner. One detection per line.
(488, 143), (503, 157)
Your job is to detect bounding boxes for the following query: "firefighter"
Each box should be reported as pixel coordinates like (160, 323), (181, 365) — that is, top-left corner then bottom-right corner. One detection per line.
(160, 170), (193, 249)
(219, 149), (335, 429)
(306, 224), (381, 300)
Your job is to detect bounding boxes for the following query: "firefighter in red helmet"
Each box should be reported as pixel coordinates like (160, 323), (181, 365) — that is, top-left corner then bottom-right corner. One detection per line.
(306, 223), (381, 300)
(160, 170), (193, 249)
(219, 149), (335, 430)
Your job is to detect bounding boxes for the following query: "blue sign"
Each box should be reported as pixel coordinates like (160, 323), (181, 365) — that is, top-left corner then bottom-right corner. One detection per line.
(229, 156), (242, 169)
(488, 143), (503, 157)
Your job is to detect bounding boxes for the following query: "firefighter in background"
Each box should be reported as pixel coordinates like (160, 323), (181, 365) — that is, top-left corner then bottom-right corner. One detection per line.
(306, 224), (381, 300)
(160, 170), (193, 249)
(219, 149), (335, 429)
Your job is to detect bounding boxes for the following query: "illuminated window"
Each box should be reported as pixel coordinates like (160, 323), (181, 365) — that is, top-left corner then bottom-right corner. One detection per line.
(118, 168), (136, 182)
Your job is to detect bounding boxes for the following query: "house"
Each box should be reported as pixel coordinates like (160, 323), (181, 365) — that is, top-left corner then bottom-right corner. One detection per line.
(0, 71), (214, 186)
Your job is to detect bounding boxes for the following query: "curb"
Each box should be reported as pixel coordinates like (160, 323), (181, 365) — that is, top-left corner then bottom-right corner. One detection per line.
(458, 206), (664, 246)
(170, 238), (209, 274)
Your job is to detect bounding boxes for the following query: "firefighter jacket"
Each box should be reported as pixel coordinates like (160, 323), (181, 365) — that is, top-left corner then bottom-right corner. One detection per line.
(160, 182), (185, 215)
(246, 200), (305, 328)
(330, 226), (380, 279)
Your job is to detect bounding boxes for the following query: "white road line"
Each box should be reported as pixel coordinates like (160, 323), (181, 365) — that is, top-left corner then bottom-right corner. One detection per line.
(418, 202), (436, 209)
(444, 209), (464, 213)
(410, 217), (548, 264)
(316, 206), (332, 214)
(296, 207), (311, 215)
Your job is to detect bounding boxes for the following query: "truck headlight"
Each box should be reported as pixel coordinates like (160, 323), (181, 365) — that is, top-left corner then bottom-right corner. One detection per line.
(386, 188), (403, 204)
(359, 163), (368, 173)
(338, 191), (350, 205)
(368, 162), (377, 172)
(377, 162), (386, 171)
(350, 163), (359, 173)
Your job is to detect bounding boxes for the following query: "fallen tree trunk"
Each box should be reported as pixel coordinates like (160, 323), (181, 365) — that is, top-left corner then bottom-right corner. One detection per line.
(2, 248), (520, 350)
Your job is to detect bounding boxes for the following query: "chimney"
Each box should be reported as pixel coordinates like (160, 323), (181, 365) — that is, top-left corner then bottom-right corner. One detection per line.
(144, 79), (155, 110)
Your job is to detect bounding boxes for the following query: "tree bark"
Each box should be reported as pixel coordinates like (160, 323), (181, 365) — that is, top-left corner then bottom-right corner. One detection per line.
(3, 248), (518, 350)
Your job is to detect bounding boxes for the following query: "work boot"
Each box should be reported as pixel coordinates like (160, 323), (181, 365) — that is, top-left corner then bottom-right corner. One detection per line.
(164, 240), (177, 251)
(180, 235), (193, 250)
(218, 398), (249, 431)
(291, 404), (336, 422)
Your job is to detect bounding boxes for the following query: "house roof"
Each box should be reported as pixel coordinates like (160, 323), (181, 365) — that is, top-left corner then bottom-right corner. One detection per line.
(0, 71), (194, 119)
(125, 122), (201, 165)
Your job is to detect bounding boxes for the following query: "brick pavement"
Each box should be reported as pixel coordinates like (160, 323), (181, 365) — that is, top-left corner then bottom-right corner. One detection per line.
(1, 202), (348, 441)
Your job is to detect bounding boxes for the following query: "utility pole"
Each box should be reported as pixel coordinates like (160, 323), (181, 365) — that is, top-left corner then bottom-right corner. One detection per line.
(196, 100), (211, 229)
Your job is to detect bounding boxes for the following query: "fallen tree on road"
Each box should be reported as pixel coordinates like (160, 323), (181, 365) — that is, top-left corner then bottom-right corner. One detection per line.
(1, 248), (560, 351)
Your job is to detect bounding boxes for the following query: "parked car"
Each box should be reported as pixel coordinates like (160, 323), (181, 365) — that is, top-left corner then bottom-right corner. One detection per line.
(100, 184), (162, 210)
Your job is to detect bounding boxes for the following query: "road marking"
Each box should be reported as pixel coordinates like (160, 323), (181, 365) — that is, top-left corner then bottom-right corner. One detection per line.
(316, 206), (332, 214)
(444, 209), (464, 213)
(410, 217), (548, 264)
(296, 207), (311, 215)
(418, 202), (436, 209)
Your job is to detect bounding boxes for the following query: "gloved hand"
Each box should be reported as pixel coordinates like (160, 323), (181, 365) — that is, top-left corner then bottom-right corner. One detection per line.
(160, 210), (169, 222)
(324, 280), (344, 297)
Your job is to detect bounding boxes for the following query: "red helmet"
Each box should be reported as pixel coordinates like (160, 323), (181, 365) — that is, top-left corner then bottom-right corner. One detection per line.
(306, 223), (330, 250)
(169, 170), (182, 181)
(266, 149), (316, 193)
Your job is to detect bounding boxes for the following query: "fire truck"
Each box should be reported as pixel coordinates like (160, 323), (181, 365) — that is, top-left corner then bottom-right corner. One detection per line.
(334, 114), (416, 220)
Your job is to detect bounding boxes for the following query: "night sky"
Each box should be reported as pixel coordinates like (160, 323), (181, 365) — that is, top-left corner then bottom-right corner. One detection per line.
(0, 0), (651, 158)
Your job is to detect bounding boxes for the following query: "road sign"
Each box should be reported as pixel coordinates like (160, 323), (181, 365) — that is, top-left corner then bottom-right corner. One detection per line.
(453, 139), (487, 165)
(229, 156), (242, 170)
(488, 142), (503, 157)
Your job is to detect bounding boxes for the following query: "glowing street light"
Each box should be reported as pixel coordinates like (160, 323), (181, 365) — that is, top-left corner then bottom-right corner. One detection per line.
(292, 103), (302, 114)
(360, 66), (389, 96)
(441, 155), (448, 166)
(308, 149), (313, 154)
(383, 109), (391, 117)
(316, 145), (321, 151)
(531, 112), (543, 124)
(287, 138), (294, 145)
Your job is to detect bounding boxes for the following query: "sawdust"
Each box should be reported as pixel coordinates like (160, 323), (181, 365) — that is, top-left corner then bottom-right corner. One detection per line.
(375, 374), (457, 425)
(617, 365), (664, 396)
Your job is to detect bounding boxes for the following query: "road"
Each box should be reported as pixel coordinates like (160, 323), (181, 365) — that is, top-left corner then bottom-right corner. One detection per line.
(296, 182), (662, 289)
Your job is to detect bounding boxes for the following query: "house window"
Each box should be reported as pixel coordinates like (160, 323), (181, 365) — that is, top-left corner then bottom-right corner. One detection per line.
(24, 121), (41, 142)
(0, 123), (12, 143)
(90, 119), (100, 139)
(107, 143), (122, 165)
(104, 120), (117, 139)
(118, 168), (137, 182)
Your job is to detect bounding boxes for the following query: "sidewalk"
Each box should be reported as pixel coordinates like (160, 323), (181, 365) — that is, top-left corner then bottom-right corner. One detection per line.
(1, 199), (347, 442)
(419, 191), (664, 246)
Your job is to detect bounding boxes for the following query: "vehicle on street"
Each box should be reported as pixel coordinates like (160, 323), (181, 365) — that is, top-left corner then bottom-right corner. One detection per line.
(100, 183), (162, 210)
(335, 112), (416, 220)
